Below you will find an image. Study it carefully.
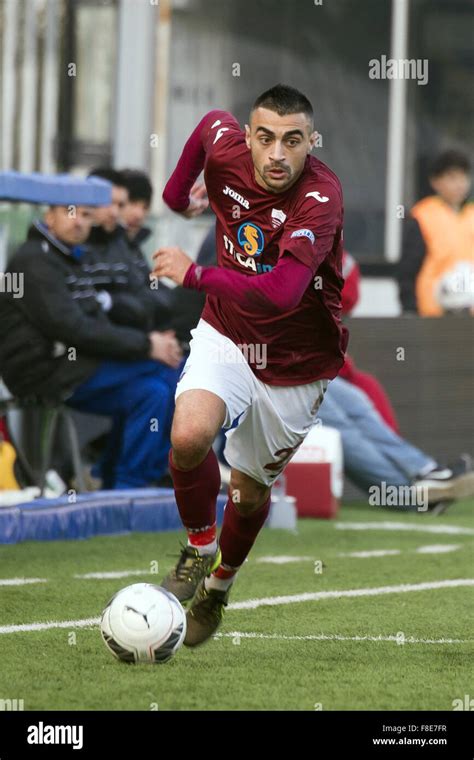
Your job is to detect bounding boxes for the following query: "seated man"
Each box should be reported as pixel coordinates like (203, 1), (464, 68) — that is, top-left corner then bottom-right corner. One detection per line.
(87, 167), (173, 332)
(87, 167), (176, 328)
(319, 377), (473, 512)
(0, 205), (183, 489)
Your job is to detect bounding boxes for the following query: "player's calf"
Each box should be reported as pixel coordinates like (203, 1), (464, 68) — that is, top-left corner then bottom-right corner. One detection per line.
(229, 468), (271, 516)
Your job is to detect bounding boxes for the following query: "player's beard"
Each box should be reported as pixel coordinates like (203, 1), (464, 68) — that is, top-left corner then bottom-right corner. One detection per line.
(255, 161), (299, 193)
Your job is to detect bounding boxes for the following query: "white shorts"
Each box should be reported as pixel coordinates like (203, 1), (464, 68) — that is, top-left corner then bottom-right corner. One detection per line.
(175, 319), (329, 486)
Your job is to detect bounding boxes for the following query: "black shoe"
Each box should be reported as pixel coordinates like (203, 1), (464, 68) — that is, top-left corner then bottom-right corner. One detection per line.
(414, 454), (474, 512)
(184, 577), (231, 647)
(160, 543), (222, 603)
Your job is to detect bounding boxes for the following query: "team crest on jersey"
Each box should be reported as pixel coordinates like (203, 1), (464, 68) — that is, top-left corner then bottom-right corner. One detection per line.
(271, 208), (287, 228)
(222, 232), (273, 273)
(237, 222), (265, 257)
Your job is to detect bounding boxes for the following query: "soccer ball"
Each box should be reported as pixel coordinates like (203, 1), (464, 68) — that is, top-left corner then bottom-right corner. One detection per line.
(100, 583), (186, 664)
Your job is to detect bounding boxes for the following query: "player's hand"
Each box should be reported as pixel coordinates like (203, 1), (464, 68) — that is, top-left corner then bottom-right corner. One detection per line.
(180, 181), (209, 218)
(148, 330), (183, 367)
(151, 246), (193, 286)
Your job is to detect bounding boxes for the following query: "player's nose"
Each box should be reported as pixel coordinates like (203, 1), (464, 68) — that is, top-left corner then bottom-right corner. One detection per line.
(269, 141), (285, 161)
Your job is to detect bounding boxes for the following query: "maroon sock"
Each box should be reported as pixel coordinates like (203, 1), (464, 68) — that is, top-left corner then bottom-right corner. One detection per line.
(219, 494), (271, 568)
(168, 448), (220, 535)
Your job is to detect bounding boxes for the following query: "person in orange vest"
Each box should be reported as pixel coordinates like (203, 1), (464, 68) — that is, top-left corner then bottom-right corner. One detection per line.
(398, 150), (474, 316)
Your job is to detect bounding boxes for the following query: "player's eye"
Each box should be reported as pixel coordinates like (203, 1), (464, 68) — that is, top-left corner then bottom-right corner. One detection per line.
(287, 139), (300, 147)
(259, 137), (271, 145)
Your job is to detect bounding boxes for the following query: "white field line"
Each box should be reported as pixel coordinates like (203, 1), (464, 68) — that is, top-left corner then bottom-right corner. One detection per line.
(0, 578), (48, 586)
(74, 570), (153, 580)
(1, 579), (473, 634)
(227, 579), (474, 610)
(0, 617), (100, 634)
(338, 544), (462, 558)
(256, 556), (314, 564)
(336, 521), (474, 535)
(415, 544), (461, 554)
(214, 632), (472, 645)
(258, 544), (463, 562)
(338, 550), (401, 558)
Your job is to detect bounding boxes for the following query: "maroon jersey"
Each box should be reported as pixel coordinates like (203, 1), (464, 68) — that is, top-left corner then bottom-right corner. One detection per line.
(177, 110), (348, 386)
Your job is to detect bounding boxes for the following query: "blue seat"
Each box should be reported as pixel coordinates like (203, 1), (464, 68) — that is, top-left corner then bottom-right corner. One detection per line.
(0, 171), (111, 206)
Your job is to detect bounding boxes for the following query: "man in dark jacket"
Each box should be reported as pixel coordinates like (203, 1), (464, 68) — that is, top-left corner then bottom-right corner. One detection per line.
(88, 167), (175, 330)
(0, 204), (183, 488)
(120, 168), (176, 322)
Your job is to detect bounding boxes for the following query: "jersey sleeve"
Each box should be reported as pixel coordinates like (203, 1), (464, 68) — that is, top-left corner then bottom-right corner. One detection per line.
(278, 187), (343, 275)
(183, 253), (314, 314)
(162, 110), (241, 212)
(200, 110), (242, 159)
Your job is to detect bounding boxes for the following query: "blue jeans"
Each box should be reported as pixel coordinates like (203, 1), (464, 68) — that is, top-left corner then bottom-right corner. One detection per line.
(67, 359), (183, 488)
(318, 376), (436, 492)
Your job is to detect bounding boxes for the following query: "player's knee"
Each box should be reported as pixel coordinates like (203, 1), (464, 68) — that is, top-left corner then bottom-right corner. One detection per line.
(170, 423), (213, 470)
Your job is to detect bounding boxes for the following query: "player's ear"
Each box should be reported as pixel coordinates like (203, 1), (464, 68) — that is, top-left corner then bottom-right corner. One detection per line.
(44, 207), (55, 226)
(308, 131), (319, 153)
(244, 124), (251, 149)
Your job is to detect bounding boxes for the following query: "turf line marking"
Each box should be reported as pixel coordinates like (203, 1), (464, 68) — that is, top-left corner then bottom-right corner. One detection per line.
(415, 544), (461, 554)
(227, 579), (474, 610)
(336, 521), (474, 535)
(74, 570), (152, 580)
(0, 617), (100, 634)
(1, 579), (473, 634)
(214, 632), (472, 645)
(256, 556), (314, 564)
(337, 544), (462, 558)
(338, 550), (401, 558)
(0, 578), (48, 586)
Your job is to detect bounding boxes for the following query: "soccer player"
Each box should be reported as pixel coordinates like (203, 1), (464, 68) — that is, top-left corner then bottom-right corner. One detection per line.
(152, 84), (348, 646)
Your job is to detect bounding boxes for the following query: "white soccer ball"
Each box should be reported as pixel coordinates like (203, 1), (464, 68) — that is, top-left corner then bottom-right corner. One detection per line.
(100, 583), (186, 664)
(436, 262), (474, 312)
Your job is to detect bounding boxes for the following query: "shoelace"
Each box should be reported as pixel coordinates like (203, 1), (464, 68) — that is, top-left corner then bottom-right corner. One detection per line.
(170, 542), (210, 583)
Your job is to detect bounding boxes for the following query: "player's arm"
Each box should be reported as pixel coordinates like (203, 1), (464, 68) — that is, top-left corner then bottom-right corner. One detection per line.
(151, 246), (314, 314)
(162, 110), (240, 216)
(154, 184), (342, 312)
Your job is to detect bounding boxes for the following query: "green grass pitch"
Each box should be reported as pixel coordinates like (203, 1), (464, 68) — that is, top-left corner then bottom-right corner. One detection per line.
(0, 500), (472, 711)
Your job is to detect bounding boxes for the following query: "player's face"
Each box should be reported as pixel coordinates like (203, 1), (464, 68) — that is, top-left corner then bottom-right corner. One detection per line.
(92, 185), (128, 233)
(430, 169), (471, 209)
(245, 107), (317, 193)
(45, 205), (94, 246)
(122, 199), (150, 239)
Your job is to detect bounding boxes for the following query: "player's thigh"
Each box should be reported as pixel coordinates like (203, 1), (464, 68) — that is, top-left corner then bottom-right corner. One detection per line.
(174, 319), (255, 434)
(223, 395), (303, 488)
(224, 378), (329, 486)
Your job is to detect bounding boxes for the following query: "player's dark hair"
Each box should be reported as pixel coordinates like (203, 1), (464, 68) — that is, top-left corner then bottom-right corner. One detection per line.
(252, 84), (314, 125)
(120, 169), (153, 205)
(88, 167), (127, 188)
(428, 150), (471, 178)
